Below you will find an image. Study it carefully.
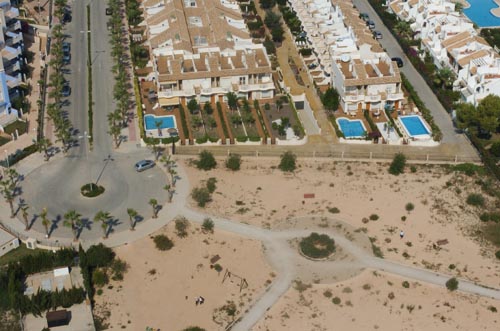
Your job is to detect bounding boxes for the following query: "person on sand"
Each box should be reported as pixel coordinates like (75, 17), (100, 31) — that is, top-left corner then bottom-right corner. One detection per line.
(195, 297), (200, 306)
(199, 296), (205, 305)
(400, 230), (405, 239)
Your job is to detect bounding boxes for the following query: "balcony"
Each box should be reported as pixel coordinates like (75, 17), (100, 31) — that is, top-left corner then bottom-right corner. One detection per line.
(386, 92), (404, 100)
(200, 87), (228, 95)
(6, 73), (22, 89)
(5, 31), (23, 47)
(7, 20), (21, 32)
(1, 45), (22, 61)
(238, 82), (275, 92)
(365, 94), (381, 102)
(5, 60), (21, 75)
(344, 94), (364, 102)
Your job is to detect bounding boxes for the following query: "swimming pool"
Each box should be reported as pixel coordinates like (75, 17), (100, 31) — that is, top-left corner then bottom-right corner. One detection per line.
(399, 115), (431, 138)
(337, 118), (367, 138)
(464, 0), (500, 27)
(144, 114), (177, 131)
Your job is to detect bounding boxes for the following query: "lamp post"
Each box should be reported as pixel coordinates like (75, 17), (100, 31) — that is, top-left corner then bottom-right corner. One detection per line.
(78, 131), (93, 191)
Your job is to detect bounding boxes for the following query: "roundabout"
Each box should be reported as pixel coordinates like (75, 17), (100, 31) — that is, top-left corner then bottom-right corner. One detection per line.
(80, 183), (105, 198)
(299, 232), (336, 260)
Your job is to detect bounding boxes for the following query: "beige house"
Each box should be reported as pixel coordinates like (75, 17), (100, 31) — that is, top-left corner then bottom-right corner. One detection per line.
(0, 227), (19, 257)
(141, 0), (274, 106)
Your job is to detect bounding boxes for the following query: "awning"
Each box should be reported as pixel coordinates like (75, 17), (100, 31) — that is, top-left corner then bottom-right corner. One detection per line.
(159, 97), (179, 106)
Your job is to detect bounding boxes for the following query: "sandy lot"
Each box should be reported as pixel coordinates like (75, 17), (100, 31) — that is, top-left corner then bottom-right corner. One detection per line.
(94, 221), (273, 330)
(184, 158), (500, 288)
(253, 269), (500, 331)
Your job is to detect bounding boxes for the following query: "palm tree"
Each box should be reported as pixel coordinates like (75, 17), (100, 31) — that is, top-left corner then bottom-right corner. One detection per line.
(0, 180), (15, 218)
(41, 208), (50, 238)
(276, 99), (283, 112)
(168, 168), (177, 187)
(160, 155), (175, 172)
(149, 198), (159, 218)
(35, 137), (52, 161)
(6, 168), (19, 187)
(127, 208), (138, 230)
(94, 211), (111, 239)
(21, 204), (30, 230)
(63, 210), (82, 242)
(164, 184), (173, 203)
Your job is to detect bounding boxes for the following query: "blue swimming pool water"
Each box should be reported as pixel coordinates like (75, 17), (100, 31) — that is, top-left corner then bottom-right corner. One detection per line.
(399, 116), (430, 137)
(337, 118), (366, 138)
(144, 114), (176, 130)
(464, 0), (500, 27)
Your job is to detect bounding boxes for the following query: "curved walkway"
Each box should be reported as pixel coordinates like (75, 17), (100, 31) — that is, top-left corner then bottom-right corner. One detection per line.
(2, 156), (500, 331)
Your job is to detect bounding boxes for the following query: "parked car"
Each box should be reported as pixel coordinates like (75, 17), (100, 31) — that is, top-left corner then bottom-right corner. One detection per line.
(373, 31), (382, 39)
(367, 20), (375, 30)
(62, 42), (70, 53)
(135, 160), (155, 172)
(391, 57), (404, 68)
(62, 10), (71, 23)
(63, 52), (71, 64)
(359, 13), (369, 21)
(62, 83), (71, 97)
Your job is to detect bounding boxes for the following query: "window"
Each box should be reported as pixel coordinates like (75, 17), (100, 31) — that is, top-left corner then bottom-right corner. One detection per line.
(188, 16), (202, 27)
(184, 0), (196, 7)
(239, 77), (246, 85)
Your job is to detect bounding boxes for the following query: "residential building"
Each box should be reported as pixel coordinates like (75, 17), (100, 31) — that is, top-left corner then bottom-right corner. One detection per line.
(0, 0), (23, 125)
(0, 227), (19, 257)
(140, 0), (274, 107)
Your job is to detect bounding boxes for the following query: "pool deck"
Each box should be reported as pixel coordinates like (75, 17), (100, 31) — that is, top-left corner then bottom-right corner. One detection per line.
(492, 0), (500, 18)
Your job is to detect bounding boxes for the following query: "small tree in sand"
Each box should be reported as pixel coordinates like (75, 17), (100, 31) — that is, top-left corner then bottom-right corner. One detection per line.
(175, 217), (189, 238)
(196, 150), (217, 170)
(389, 153), (406, 175)
(445, 277), (459, 291)
(279, 151), (297, 172)
(63, 210), (82, 242)
(164, 184), (174, 203)
(202, 218), (214, 233)
(149, 198), (159, 218)
(225, 154), (242, 171)
(405, 203), (415, 214)
(127, 208), (138, 230)
(94, 211), (111, 239)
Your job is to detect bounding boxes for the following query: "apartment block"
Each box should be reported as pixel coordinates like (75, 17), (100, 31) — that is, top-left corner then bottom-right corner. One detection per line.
(141, 0), (274, 106)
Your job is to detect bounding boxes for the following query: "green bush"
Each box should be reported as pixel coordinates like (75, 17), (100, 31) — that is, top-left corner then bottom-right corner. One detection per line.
(191, 187), (211, 207)
(92, 269), (109, 288)
(328, 207), (340, 214)
(85, 244), (115, 268)
(153, 234), (174, 251)
(206, 177), (217, 193)
(451, 163), (484, 176)
(300, 232), (336, 259)
(196, 150), (217, 170)
(402, 281), (410, 288)
(182, 327), (206, 331)
(389, 153), (406, 175)
(202, 218), (214, 233)
(405, 202), (415, 213)
(226, 154), (242, 171)
(496, 250), (500, 260)
(236, 135), (248, 142)
(178, 104), (190, 140)
(445, 277), (459, 291)
(466, 193), (485, 207)
(279, 151), (297, 172)
(369, 214), (379, 221)
(175, 217), (189, 238)
(332, 297), (341, 305)
(491, 141), (500, 157)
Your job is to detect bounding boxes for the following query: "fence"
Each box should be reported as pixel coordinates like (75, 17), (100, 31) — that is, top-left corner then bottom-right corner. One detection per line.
(175, 145), (480, 164)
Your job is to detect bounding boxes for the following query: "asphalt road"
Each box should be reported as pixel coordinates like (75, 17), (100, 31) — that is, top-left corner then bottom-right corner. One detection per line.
(18, 0), (168, 240)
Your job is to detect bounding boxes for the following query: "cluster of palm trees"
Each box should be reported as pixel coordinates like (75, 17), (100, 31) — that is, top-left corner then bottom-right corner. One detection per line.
(226, 92), (256, 129)
(46, 0), (73, 154)
(107, 0), (131, 148)
(0, 168), (21, 218)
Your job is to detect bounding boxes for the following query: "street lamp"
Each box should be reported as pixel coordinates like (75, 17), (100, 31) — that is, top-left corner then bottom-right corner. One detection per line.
(78, 131), (93, 191)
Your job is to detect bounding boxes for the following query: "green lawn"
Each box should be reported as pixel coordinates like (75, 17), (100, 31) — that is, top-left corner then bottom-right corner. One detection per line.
(4, 120), (28, 136)
(0, 243), (43, 266)
(0, 136), (10, 146)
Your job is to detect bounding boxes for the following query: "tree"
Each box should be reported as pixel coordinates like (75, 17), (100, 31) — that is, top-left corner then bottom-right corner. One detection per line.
(63, 210), (82, 242)
(196, 150), (217, 170)
(191, 187), (211, 207)
(191, 116), (203, 130)
(175, 217), (189, 238)
(405, 202), (415, 214)
(225, 154), (242, 171)
(476, 95), (500, 133)
(149, 198), (159, 218)
(0, 180), (15, 217)
(127, 208), (138, 230)
(271, 26), (285, 42)
(321, 87), (340, 112)
(445, 277), (459, 291)
(187, 99), (199, 115)
(168, 168), (177, 187)
(226, 92), (238, 111)
(164, 184), (174, 203)
(455, 102), (477, 130)
(41, 208), (50, 238)
(35, 137), (52, 161)
(94, 211), (111, 239)
(155, 120), (163, 136)
(394, 21), (413, 40)
(260, 0), (276, 9)
(279, 151), (297, 172)
(21, 204), (30, 230)
(203, 102), (213, 115)
(389, 153), (406, 175)
(108, 122), (122, 149)
(202, 218), (214, 233)
(276, 99), (283, 112)
(491, 141), (500, 157)
(147, 137), (161, 161)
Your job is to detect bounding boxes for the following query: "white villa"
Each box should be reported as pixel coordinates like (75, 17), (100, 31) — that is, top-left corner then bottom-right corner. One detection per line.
(388, 0), (500, 106)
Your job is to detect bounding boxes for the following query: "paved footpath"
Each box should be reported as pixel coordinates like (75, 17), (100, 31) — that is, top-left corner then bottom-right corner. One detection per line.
(1, 154), (499, 331)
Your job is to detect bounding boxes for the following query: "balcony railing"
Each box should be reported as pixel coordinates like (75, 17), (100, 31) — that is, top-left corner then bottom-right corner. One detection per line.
(386, 92), (404, 100)
(344, 94), (364, 102)
(238, 82), (274, 92)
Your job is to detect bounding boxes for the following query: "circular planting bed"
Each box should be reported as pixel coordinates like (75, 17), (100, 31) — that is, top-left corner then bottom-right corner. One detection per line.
(80, 183), (105, 198)
(299, 232), (336, 260)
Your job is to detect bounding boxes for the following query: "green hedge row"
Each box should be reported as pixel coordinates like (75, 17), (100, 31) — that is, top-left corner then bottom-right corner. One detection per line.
(216, 101), (230, 140)
(363, 109), (382, 138)
(384, 109), (403, 137)
(328, 115), (344, 138)
(133, 78), (145, 138)
(178, 104), (190, 141)
(253, 100), (269, 139)
(143, 136), (180, 145)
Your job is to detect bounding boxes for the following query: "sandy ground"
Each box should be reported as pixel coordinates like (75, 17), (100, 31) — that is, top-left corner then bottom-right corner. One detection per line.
(94, 221), (273, 330)
(253, 269), (500, 331)
(184, 158), (500, 288)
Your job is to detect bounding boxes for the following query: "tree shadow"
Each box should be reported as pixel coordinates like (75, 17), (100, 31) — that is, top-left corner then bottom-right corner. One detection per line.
(48, 214), (62, 237)
(77, 218), (92, 239)
(29, 214), (39, 230)
(133, 215), (144, 228)
(106, 218), (122, 237)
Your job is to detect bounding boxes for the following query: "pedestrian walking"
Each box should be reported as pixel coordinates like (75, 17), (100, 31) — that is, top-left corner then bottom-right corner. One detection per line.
(199, 296), (205, 305)
(195, 297), (200, 306)
(400, 230), (405, 239)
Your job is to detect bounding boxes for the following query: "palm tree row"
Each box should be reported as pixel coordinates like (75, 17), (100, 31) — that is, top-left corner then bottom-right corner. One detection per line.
(107, 0), (132, 149)
(46, 0), (73, 154)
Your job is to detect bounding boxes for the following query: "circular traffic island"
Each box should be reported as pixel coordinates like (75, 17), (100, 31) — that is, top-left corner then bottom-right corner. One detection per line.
(80, 183), (105, 198)
(299, 232), (336, 260)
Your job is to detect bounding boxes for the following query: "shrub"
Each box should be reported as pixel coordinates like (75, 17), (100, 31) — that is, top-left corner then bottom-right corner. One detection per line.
(496, 250), (500, 260)
(92, 269), (109, 288)
(389, 153), (406, 175)
(451, 163), (484, 176)
(490, 141), (500, 157)
(191, 187), (211, 207)
(182, 327), (206, 331)
(328, 207), (340, 214)
(154, 234), (174, 251)
(332, 297), (341, 305)
(213, 263), (223, 272)
(480, 213), (491, 222)
(402, 281), (410, 288)
(466, 193), (485, 207)
(225, 154), (242, 171)
(202, 217), (214, 233)
(110, 258), (128, 281)
(279, 151), (297, 172)
(445, 277), (459, 291)
(323, 290), (332, 298)
(206, 177), (217, 193)
(300, 232), (336, 259)
(175, 217), (189, 238)
(410, 165), (417, 173)
(85, 244), (115, 268)
(405, 202), (415, 213)
(196, 150), (217, 170)
(369, 214), (379, 221)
